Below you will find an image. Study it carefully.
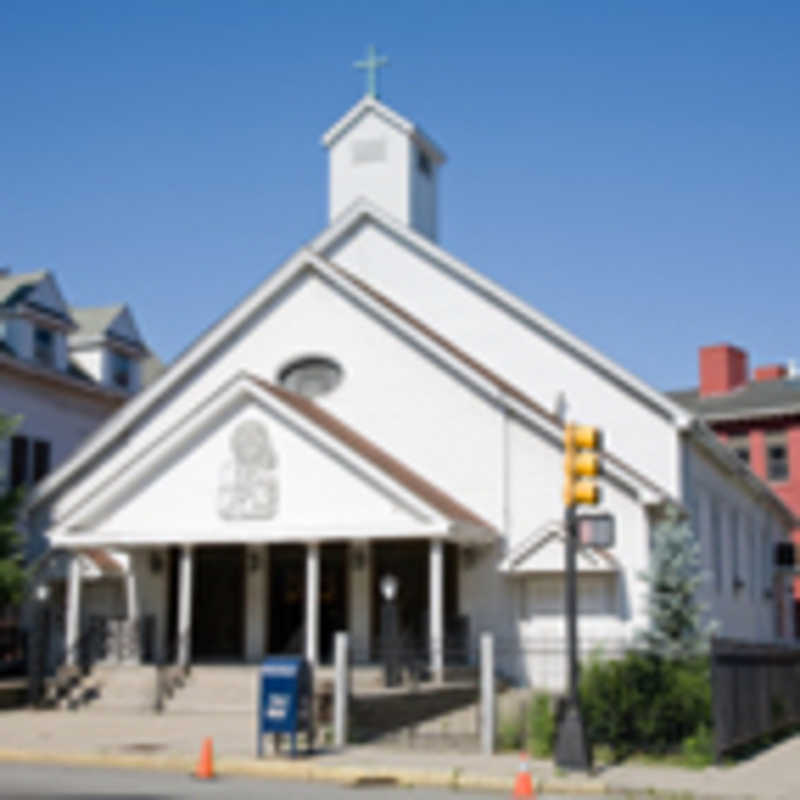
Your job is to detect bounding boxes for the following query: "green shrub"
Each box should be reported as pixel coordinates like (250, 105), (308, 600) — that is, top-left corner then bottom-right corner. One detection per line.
(497, 710), (523, 751)
(580, 651), (711, 760)
(527, 692), (555, 757)
(680, 723), (714, 767)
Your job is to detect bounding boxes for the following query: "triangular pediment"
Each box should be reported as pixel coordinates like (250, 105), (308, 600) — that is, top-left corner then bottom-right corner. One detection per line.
(51, 374), (473, 547)
(500, 522), (619, 575)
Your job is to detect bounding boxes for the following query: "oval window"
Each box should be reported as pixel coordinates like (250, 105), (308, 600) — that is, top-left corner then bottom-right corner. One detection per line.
(277, 356), (343, 398)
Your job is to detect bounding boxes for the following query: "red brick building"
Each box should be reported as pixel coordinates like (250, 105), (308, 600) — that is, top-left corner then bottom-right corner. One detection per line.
(670, 344), (800, 636)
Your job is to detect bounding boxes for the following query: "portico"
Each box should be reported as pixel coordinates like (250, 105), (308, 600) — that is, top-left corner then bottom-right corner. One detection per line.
(64, 537), (464, 681)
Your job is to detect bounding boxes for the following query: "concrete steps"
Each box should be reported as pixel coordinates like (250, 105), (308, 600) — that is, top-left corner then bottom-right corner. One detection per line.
(75, 665), (158, 712)
(165, 666), (258, 713)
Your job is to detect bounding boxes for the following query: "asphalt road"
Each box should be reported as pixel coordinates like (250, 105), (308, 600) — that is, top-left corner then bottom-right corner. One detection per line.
(0, 762), (621, 799)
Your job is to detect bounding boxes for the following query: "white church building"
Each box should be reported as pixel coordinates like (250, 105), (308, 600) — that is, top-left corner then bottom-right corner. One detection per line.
(25, 86), (796, 686)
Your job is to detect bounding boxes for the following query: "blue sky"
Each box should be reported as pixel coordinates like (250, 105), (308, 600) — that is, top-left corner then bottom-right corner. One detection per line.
(2, 2), (798, 391)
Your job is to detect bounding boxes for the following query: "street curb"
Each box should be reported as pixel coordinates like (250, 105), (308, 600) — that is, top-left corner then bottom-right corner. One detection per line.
(0, 748), (616, 794)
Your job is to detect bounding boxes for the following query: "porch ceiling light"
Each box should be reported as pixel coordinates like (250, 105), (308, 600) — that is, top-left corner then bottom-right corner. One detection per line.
(380, 573), (399, 602)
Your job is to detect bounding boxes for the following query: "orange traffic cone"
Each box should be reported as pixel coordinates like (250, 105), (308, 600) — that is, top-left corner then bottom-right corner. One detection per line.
(195, 737), (215, 780)
(513, 751), (535, 798)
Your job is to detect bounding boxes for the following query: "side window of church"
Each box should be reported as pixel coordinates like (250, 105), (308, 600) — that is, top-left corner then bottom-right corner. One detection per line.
(33, 440), (51, 483)
(8, 436), (50, 487)
(10, 435), (28, 488)
(710, 497), (723, 594)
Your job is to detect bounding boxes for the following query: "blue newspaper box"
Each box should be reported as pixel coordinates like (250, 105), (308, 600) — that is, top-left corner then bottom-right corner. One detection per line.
(257, 656), (314, 757)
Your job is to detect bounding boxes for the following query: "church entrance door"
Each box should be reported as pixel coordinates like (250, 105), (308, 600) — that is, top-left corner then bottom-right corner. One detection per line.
(269, 545), (305, 655)
(319, 543), (349, 664)
(191, 545), (245, 660)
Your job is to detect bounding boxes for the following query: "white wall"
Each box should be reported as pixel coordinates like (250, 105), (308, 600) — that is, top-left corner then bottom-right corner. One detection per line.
(71, 347), (105, 383)
(685, 438), (788, 643)
(329, 112), (411, 227)
(323, 221), (682, 495)
(50, 271), (504, 535)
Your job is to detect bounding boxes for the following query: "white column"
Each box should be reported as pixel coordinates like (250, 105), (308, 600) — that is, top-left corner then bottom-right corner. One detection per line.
(177, 545), (193, 668)
(125, 572), (139, 623)
(348, 542), (371, 663)
(429, 538), (444, 682)
(124, 561), (140, 663)
(245, 545), (266, 661)
(65, 553), (82, 667)
(480, 632), (496, 755)
(305, 542), (320, 666)
(333, 631), (349, 748)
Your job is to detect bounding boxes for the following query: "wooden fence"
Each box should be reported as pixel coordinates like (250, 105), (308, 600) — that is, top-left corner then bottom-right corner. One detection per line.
(712, 638), (800, 760)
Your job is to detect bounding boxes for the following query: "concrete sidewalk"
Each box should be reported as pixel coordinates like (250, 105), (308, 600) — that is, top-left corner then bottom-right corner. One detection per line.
(0, 709), (796, 798)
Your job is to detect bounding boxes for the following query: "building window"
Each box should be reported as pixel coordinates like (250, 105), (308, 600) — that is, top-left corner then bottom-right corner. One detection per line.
(766, 436), (789, 482)
(33, 440), (51, 483)
(748, 518), (757, 601)
(110, 350), (131, 390)
(277, 356), (343, 398)
(731, 510), (743, 594)
(8, 436), (50, 488)
(728, 435), (749, 466)
(10, 436), (28, 489)
(710, 497), (722, 594)
(33, 327), (54, 367)
(417, 150), (432, 177)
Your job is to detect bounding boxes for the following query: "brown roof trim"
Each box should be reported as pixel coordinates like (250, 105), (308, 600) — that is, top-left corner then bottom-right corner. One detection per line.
(0, 352), (127, 408)
(328, 262), (673, 504)
(249, 375), (495, 532)
(84, 548), (123, 575)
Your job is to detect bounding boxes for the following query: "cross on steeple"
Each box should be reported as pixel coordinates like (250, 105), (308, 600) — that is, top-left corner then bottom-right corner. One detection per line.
(354, 44), (388, 99)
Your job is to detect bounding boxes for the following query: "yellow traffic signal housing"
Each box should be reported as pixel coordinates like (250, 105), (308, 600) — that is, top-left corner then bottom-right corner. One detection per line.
(563, 423), (603, 507)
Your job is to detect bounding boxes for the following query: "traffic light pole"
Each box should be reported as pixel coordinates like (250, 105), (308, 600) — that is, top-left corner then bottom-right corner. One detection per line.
(554, 503), (592, 770)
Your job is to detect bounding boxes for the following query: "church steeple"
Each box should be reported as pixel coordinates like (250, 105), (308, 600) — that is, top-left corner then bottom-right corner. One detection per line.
(322, 54), (445, 241)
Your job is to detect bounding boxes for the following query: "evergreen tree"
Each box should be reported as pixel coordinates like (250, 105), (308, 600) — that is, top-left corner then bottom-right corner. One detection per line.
(636, 506), (715, 659)
(0, 413), (25, 614)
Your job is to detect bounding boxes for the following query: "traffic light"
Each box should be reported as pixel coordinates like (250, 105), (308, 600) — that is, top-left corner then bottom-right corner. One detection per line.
(563, 424), (602, 507)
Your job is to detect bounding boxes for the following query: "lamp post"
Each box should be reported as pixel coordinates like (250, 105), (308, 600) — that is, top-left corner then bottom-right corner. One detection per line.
(379, 574), (400, 687)
(28, 583), (51, 707)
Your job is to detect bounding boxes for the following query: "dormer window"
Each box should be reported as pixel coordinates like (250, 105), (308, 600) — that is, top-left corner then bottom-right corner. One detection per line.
(33, 327), (55, 367)
(110, 350), (131, 390)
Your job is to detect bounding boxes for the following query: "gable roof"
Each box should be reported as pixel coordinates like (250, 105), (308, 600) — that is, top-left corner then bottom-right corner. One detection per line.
(328, 261), (678, 506)
(25, 214), (794, 527)
(252, 377), (494, 532)
(312, 199), (693, 428)
(321, 96), (446, 164)
(49, 371), (495, 545)
(669, 379), (800, 423)
(70, 305), (125, 338)
(499, 520), (619, 574)
(0, 270), (49, 307)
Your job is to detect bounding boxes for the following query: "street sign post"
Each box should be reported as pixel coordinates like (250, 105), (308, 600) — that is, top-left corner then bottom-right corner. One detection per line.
(577, 514), (615, 549)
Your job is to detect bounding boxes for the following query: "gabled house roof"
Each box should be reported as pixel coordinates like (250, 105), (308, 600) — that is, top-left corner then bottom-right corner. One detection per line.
(669, 379), (800, 422)
(0, 270), (76, 328)
(0, 270), (49, 307)
(70, 305), (126, 338)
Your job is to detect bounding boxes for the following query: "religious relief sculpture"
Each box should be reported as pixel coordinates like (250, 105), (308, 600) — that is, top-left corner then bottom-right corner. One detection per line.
(218, 420), (279, 519)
